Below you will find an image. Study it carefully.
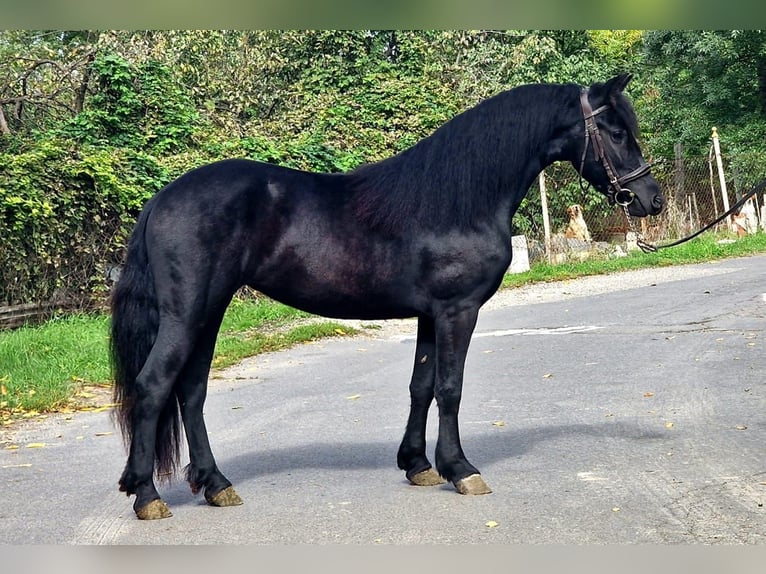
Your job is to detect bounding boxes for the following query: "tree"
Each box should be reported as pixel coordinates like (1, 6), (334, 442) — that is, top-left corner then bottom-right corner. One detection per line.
(641, 30), (766, 155)
(0, 31), (98, 139)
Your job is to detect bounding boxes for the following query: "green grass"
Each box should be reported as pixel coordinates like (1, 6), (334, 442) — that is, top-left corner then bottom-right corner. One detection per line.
(0, 296), (355, 418)
(0, 314), (113, 414)
(2, 231), (766, 419)
(212, 322), (353, 370)
(503, 232), (766, 288)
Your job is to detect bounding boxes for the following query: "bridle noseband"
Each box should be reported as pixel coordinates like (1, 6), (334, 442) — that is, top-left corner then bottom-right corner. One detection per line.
(578, 89), (653, 207)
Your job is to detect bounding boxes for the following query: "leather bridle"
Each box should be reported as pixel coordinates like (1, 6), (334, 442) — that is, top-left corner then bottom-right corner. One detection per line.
(578, 89), (654, 208)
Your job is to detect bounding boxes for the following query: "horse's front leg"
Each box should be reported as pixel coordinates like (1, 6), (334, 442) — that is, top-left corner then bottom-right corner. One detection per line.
(433, 305), (492, 495)
(397, 316), (445, 487)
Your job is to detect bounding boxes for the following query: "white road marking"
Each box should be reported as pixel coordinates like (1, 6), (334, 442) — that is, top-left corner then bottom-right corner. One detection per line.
(392, 325), (601, 343)
(473, 325), (602, 339)
(577, 471), (609, 482)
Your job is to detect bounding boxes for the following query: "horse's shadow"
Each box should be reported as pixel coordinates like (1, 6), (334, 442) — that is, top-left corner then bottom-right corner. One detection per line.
(161, 420), (666, 505)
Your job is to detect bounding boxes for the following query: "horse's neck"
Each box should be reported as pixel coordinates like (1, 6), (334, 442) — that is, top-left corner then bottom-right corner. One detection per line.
(499, 88), (577, 184)
(345, 85), (578, 233)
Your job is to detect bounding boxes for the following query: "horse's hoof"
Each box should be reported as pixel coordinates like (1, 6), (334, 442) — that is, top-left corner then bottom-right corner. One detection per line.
(206, 486), (243, 507)
(136, 499), (173, 520)
(454, 474), (492, 495)
(409, 468), (446, 486)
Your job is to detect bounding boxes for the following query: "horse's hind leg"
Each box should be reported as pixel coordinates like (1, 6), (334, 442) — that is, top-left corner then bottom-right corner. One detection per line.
(397, 316), (445, 487)
(119, 323), (197, 519)
(177, 306), (243, 508)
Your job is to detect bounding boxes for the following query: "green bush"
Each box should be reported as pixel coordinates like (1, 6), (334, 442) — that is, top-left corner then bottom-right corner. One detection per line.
(0, 139), (167, 306)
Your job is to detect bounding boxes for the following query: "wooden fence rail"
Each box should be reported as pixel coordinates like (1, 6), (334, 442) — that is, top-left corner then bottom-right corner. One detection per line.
(0, 300), (86, 330)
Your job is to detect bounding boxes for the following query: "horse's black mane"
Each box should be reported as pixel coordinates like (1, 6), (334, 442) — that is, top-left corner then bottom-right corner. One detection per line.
(346, 78), (638, 234)
(347, 83), (573, 234)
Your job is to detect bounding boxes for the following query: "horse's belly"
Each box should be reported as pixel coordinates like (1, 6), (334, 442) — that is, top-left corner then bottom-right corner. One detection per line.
(260, 286), (417, 321)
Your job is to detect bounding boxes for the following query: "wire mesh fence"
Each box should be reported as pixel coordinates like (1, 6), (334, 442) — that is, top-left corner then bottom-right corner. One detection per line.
(515, 149), (766, 265)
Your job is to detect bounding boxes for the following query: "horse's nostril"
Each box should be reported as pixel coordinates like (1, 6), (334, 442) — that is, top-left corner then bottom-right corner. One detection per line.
(652, 195), (665, 210)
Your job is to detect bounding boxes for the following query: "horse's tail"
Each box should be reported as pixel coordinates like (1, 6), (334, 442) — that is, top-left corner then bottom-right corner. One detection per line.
(110, 198), (181, 480)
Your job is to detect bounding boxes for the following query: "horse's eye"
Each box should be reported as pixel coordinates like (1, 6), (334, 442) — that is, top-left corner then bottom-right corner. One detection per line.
(610, 130), (626, 144)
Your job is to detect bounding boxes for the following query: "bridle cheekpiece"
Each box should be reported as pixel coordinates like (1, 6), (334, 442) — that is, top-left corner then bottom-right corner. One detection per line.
(578, 89), (653, 207)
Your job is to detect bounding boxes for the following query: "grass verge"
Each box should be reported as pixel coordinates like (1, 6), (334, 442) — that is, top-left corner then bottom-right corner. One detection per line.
(2, 232), (765, 421)
(0, 296), (355, 421)
(502, 232), (766, 288)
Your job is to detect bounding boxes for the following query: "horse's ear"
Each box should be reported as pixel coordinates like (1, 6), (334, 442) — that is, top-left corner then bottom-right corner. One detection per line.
(593, 73), (633, 108)
(606, 73), (632, 97)
(589, 73), (633, 106)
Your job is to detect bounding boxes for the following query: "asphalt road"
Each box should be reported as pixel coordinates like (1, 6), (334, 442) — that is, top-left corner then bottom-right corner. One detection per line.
(2, 255), (765, 544)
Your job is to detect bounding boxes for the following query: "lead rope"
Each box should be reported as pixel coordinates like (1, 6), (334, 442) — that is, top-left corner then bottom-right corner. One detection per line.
(627, 176), (766, 253)
(622, 204), (658, 253)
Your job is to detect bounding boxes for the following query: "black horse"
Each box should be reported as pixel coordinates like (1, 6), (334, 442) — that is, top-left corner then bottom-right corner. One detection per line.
(111, 74), (664, 519)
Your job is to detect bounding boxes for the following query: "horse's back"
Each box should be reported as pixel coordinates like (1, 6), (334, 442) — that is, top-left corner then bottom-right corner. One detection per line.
(138, 157), (509, 322)
(139, 158), (412, 318)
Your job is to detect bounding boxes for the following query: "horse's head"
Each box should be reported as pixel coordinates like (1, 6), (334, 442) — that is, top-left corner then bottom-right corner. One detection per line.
(575, 74), (664, 217)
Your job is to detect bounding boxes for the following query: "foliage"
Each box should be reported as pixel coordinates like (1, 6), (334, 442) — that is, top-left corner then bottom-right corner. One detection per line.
(0, 30), (98, 137)
(58, 52), (199, 153)
(0, 138), (166, 305)
(2, 30), (765, 307)
(641, 30), (766, 155)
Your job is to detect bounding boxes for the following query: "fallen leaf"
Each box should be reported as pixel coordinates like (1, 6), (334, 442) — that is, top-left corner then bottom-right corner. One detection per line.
(90, 406), (115, 413)
(664, 422), (674, 429)
(735, 425), (748, 431)
(2, 463), (32, 469)
(231, 406), (243, 410)
(485, 520), (499, 528)
(644, 392), (655, 398)
(612, 507), (621, 512)
(543, 373), (553, 379)
(94, 432), (113, 437)
(346, 394), (361, 401)
(4, 444), (19, 450)
(26, 442), (46, 448)
(334, 328), (346, 336)
(492, 421), (505, 427)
